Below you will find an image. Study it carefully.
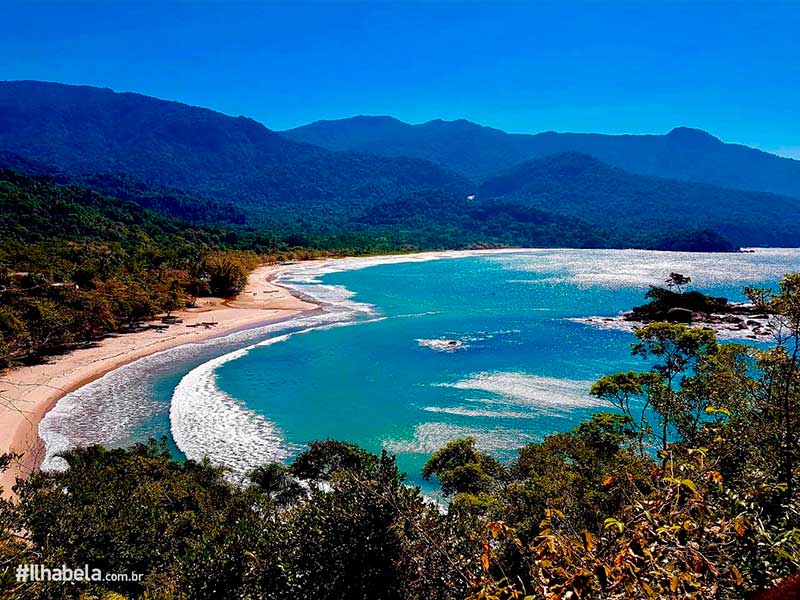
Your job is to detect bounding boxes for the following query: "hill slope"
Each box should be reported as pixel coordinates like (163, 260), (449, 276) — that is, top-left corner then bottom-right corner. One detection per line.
(0, 81), (470, 228)
(282, 117), (800, 198)
(0, 81), (794, 251)
(478, 152), (800, 247)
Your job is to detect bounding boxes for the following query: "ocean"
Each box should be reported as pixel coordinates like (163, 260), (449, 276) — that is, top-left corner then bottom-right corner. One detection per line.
(40, 248), (800, 490)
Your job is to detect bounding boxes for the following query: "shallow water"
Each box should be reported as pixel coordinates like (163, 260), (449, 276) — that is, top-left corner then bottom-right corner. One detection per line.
(40, 248), (800, 489)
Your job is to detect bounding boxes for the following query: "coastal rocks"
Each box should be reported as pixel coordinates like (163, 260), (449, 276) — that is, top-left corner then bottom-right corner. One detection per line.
(688, 309), (773, 337)
(666, 307), (693, 324)
(576, 313), (775, 341)
(417, 338), (466, 352)
(618, 285), (774, 340)
(616, 306), (774, 339)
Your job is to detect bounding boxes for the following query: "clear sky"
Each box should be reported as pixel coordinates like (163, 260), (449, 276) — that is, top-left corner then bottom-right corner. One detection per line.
(2, 1), (799, 158)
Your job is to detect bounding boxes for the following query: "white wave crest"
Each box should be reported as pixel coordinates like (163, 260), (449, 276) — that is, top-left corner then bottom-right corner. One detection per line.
(435, 372), (603, 414)
(383, 422), (534, 454)
(422, 406), (542, 419)
(38, 311), (344, 473)
(170, 318), (386, 479)
(170, 339), (294, 481)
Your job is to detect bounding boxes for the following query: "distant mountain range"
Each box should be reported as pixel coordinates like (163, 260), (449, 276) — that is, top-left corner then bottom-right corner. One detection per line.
(479, 152), (800, 248)
(282, 116), (800, 198)
(1, 80), (798, 251)
(0, 81), (469, 228)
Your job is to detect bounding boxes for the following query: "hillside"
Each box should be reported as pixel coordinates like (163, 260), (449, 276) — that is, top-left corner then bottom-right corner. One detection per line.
(0, 81), (470, 229)
(0, 81), (794, 251)
(282, 117), (800, 198)
(0, 169), (233, 274)
(0, 169), (269, 366)
(0, 150), (250, 226)
(478, 152), (800, 247)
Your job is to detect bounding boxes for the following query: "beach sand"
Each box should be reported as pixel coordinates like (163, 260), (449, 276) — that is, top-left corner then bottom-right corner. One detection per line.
(0, 263), (318, 497)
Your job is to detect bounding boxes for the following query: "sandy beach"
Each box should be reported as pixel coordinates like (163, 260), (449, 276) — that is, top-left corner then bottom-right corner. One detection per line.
(0, 263), (319, 497)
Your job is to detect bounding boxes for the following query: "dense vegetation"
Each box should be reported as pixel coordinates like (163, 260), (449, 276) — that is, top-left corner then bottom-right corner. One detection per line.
(0, 81), (471, 230)
(2, 274), (799, 599)
(1, 81), (797, 250)
(283, 115), (800, 199)
(478, 152), (800, 248)
(0, 170), (265, 367)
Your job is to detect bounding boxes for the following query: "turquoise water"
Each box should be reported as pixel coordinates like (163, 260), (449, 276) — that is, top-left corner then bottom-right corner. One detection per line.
(40, 249), (800, 489)
(218, 257), (644, 488)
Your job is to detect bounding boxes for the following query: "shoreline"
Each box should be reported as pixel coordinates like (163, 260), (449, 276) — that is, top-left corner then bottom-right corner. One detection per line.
(0, 263), (319, 497)
(2, 246), (792, 496)
(571, 313), (776, 341)
(0, 248), (514, 496)
(0, 248), (526, 495)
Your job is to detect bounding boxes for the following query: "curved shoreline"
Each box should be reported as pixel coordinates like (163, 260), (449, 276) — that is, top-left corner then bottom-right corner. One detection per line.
(6, 245), (773, 496)
(0, 249), (523, 496)
(0, 263), (320, 497)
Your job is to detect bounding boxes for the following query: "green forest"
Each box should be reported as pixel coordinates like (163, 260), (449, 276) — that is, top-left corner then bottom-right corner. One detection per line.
(4, 81), (798, 251)
(0, 169), (337, 368)
(0, 167), (744, 370)
(1, 275), (799, 599)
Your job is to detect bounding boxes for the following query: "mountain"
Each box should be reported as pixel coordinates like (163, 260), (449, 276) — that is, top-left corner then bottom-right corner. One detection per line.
(284, 117), (527, 181)
(284, 115), (412, 151)
(0, 81), (470, 229)
(281, 117), (800, 199)
(0, 151), (249, 226)
(478, 152), (800, 247)
(0, 81), (793, 251)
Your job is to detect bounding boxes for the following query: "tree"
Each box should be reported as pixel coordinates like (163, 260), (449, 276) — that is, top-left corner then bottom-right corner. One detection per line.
(745, 274), (800, 501)
(422, 437), (506, 499)
(470, 450), (749, 600)
(290, 439), (379, 481)
(196, 252), (257, 297)
(590, 371), (660, 456)
(666, 272), (691, 294)
(249, 463), (304, 506)
(631, 323), (716, 457)
(10, 439), (266, 599)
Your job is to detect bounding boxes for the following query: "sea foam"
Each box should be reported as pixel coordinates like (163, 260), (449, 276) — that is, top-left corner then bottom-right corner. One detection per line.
(169, 317), (386, 479)
(434, 372), (603, 414)
(170, 339), (293, 480)
(38, 314), (341, 472)
(383, 422), (535, 454)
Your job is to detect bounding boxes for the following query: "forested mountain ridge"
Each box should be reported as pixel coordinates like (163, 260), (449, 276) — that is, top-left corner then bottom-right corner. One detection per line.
(478, 152), (800, 247)
(0, 80), (796, 251)
(0, 150), (249, 226)
(0, 81), (471, 228)
(0, 169), (271, 366)
(282, 115), (800, 198)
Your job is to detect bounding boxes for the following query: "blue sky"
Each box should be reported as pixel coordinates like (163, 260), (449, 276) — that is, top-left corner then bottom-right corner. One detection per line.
(2, 1), (799, 157)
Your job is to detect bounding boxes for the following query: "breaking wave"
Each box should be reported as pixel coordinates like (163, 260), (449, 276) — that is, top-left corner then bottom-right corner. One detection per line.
(434, 371), (603, 415)
(383, 422), (535, 454)
(38, 316), (333, 472)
